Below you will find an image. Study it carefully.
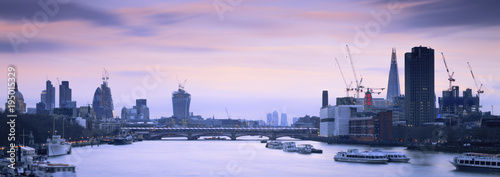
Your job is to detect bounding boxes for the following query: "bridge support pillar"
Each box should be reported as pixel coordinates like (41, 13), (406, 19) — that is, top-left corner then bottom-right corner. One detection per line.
(187, 132), (198, 140)
(231, 133), (236, 140)
(269, 133), (277, 140)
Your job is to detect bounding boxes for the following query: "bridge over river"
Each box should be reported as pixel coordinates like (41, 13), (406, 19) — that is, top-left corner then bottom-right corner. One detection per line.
(122, 127), (318, 140)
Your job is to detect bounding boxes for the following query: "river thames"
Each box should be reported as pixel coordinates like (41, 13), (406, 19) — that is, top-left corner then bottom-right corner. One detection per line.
(49, 137), (498, 177)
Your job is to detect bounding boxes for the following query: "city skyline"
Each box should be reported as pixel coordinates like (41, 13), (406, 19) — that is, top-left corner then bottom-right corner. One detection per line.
(1, 0), (499, 120)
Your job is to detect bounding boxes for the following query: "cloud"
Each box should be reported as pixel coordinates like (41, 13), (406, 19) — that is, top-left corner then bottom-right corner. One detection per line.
(0, 40), (65, 53)
(381, 0), (500, 30)
(0, 0), (122, 26)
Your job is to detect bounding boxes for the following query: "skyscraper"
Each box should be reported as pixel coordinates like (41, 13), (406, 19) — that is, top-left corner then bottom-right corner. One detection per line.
(43, 80), (55, 112)
(92, 70), (115, 120)
(405, 46), (435, 127)
(322, 90), (328, 108)
(92, 87), (103, 119)
(280, 113), (288, 126)
(59, 81), (73, 108)
(172, 86), (191, 118)
(386, 48), (400, 101)
(272, 110), (279, 126)
(266, 113), (272, 125)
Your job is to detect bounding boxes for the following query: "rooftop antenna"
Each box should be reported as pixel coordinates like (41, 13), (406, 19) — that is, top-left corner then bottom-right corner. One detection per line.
(102, 68), (109, 84)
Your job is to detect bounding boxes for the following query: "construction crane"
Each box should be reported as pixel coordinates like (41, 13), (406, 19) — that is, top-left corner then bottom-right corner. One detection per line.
(346, 45), (363, 98)
(334, 58), (354, 97)
(366, 88), (385, 95)
(467, 62), (484, 96)
(102, 68), (109, 83)
(225, 107), (231, 119)
(441, 52), (455, 91)
(176, 76), (187, 90)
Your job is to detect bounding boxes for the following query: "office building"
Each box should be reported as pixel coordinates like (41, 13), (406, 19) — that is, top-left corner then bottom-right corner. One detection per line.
(405, 46), (435, 126)
(172, 86), (191, 118)
(280, 113), (288, 126)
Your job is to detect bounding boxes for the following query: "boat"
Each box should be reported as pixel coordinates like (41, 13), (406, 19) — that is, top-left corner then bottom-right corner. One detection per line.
(283, 142), (296, 152)
(311, 148), (323, 154)
(114, 135), (133, 145)
(35, 163), (76, 177)
(296, 144), (312, 154)
(334, 149), (388, 164)
(46, 135), (72, 157)
(204, 137), (227, 140)
(370, 148), (411, 162)
(450, 153), (500, 172)
(265, 141), (283, 149)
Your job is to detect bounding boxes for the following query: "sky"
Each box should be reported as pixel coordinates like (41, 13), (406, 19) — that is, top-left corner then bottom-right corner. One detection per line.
(1, 0), (499, 121)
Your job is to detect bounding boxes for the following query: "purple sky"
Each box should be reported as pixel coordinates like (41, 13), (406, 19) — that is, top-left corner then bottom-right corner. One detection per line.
(1, 0), (499, 121)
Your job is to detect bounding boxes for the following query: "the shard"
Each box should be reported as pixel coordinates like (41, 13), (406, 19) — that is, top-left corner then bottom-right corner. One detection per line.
(386, 48), (400, 101)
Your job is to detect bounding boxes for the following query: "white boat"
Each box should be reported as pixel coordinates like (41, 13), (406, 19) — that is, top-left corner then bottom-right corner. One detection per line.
(370, 148), (411, 162)
(35, 163), (76, 177)
(450, 153), (500, 172)
(265, 141), (283, 149)
(334, 149), (388, 164)
(283, 142), (296, 152)
(46, 135), (72, 157)
(296, 144), (312, 154)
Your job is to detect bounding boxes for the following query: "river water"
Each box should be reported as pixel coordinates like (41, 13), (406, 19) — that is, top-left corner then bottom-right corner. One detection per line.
(49, 136), (498, 177)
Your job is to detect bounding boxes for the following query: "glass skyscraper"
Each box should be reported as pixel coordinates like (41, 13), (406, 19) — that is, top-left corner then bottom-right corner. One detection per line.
(172, 87), (191, 118)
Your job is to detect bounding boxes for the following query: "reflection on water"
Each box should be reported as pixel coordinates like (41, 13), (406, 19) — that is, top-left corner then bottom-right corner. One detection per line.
(48, 136), (498, 177)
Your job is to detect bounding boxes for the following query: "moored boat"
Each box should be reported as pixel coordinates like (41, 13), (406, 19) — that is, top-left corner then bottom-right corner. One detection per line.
(46, 135), (72, 157)
(334, 149), (388, 164)
(450, 153), (500, 172)
(283, 142), (297, 152)
(114, 135), (133, 145)
(35, 163), (76, 177)
(265, 141), (283, 149)
(296, 144), (312, 154)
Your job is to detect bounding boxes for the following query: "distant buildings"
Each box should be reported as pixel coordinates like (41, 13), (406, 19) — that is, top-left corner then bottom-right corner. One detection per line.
(349, 111), (393, 142)
(292, 115), (320, 128)
(320, 104), (363, 137)
(172, 85), (191, 118)
(41, 80), (56, 113)
(266, 113), (272, 125)
(405, 46), (435, 127)
(272, 110), (279, 126)
(121, 99), (150, 121)
(4, 82), (26, 114)
(59, 81), (76, 109)
(280, 113), (288, 126)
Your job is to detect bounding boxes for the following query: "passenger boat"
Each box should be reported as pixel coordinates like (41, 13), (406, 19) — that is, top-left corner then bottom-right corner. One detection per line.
(283, 142), (297, 152)
(334, 149), (388, 164)
(265, 141), (283, 149)
(450, 153), (500, 172)
(296, 144), (312, 154)
(370, 148), (411, 162)
(35, 163), (76, 177)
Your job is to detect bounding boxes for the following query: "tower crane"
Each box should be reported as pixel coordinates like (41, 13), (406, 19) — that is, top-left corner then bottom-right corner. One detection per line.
(346, 45), (363, 98)
(467, 62), (484, 96)
(441, 53), (455, 91)
(225, 107), (231, 119)
(334, 58), (354, 97)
